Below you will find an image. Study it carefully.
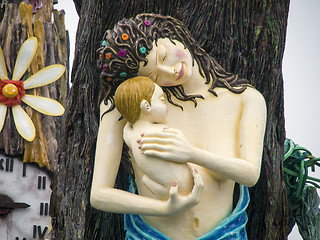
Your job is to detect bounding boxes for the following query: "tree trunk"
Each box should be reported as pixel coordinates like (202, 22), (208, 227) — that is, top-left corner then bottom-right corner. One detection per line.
(54, 0), (289, 239)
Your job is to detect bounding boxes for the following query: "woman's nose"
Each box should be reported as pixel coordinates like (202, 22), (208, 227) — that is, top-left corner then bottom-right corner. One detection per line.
(158, 65), (178, 76)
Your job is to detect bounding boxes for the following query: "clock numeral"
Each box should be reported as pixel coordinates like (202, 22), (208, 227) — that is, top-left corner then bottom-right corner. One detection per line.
(6, 158), (13, 171)
(22, 162), (27, 177)
(38, 176), (47, 190)
(40, 202), (49, 216)
(15, 238), (26, 240)
(33, 225), (48, 239)
(0, 158), (13, 172)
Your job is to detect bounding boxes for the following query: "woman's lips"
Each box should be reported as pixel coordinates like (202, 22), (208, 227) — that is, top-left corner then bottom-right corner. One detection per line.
(176, 63), (185, 80)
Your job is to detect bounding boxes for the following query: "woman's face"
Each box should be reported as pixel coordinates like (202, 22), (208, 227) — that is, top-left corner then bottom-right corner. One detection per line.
(138, 38), (193, 87)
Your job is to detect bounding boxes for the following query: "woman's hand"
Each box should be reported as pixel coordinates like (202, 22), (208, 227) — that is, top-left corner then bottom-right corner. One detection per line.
(164, 169), (204, 216)
(138, 128), (195, 163)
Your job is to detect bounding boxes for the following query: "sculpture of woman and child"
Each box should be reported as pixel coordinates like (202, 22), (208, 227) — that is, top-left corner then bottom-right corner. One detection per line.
(90, 13), (266, 240)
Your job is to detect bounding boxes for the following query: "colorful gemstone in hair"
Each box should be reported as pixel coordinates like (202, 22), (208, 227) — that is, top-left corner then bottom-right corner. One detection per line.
(120, 72), (127, 77)
(139, 47), (146, 54)
(105, 53), (111, 60)
(122, 33), (129, 40)
(144, 20), (151, 26)
(118, 49), (127, 58)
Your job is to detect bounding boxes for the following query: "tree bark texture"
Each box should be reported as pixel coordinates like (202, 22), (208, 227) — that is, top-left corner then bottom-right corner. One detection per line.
(54, 0), (289, 239)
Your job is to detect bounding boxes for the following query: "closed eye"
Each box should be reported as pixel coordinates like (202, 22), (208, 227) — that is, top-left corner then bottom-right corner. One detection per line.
(158, 45), (167, 62)
(162, 52), (167, 61)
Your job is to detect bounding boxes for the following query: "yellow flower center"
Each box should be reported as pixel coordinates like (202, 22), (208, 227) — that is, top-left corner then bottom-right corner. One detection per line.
(2, 83), (18, 99)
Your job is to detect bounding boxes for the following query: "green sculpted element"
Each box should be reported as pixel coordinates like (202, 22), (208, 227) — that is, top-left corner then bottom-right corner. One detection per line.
(283, 139), (320, 239)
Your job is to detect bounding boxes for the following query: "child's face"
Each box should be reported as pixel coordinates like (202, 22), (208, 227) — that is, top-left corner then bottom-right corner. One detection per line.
(149, 84), (168, 124)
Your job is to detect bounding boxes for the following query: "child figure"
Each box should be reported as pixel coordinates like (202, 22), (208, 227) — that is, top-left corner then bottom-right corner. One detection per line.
(115, 76), (194, 200)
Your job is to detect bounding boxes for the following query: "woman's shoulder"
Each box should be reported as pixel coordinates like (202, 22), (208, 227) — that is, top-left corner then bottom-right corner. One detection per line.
(212, 86), (262, 100)
(211, 87), (266, 112)
(98, 100), (126, 132)
(99, 100), (112, 114)
(99, 100), (121, 119)
(240, 86), (266, 105)
(216, 86), (264, 101)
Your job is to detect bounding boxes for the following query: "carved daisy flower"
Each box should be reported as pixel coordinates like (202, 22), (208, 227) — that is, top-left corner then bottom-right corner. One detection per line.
(0, 37), (65, 141)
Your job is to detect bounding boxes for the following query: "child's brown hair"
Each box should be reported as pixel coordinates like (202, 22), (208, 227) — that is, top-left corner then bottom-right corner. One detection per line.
(115, 76), (155, 124)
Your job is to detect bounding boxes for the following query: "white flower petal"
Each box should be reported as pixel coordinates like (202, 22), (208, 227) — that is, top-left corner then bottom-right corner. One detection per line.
(12, 105), (35, 141)
(12, 37), (38, 81)
(0, 47), (8, 79)
(0, 104), (7, 132)
(22, 94), (65, 116)
(23, 64), (65, 89)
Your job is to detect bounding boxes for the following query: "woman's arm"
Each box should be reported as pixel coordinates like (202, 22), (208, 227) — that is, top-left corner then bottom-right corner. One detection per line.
(139, 89), (267, 187)
(90, 101), (204, 216)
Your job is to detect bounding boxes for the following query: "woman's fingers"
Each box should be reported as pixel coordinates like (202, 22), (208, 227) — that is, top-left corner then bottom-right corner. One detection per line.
(168, 181), (178, 203)
(191, 169), (204, 202)
(142, 150), (171, 160)
(138, 128), (183, 146)
(138, 127), (193, 163)
(138, 136), (173, 145)
(162, 127), (183, 135)
(139, 143), (170, 151)
(165, 171), (204, 215)
(142, 130), (178, 139)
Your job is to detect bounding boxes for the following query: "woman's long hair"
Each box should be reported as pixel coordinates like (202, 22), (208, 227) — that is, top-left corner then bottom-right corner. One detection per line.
(97, 13), (248, 112)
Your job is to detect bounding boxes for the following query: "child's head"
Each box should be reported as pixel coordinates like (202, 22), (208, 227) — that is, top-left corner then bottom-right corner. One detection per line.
(115, 76), (167, 124)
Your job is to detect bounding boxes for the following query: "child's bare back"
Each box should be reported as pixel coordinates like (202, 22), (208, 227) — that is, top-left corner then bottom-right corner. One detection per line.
(124, 122), (193, 200)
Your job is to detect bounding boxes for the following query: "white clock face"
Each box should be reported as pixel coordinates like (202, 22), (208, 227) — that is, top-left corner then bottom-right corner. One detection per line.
(0, 153), (52, 240)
